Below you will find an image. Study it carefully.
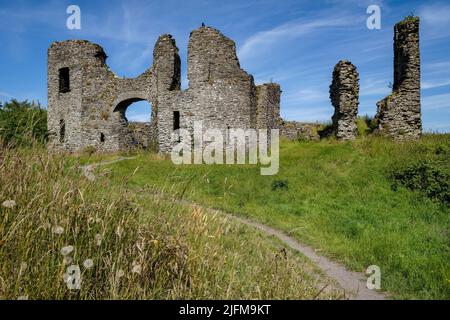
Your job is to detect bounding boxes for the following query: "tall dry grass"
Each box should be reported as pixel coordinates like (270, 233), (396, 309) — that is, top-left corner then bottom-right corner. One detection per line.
(0, 145), (337, 299)
(0, 146), (190, 299)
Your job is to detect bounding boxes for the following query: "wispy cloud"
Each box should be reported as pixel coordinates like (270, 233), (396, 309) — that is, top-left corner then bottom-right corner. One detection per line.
(238, 13), (359, 60)
(282, 106), (331, 122)
(127, 113), (151, 122)
(360, 78), (391, 96)
(424, 122), (450, 132)
(75, 3), (159, 76)
(425, 60), (450, 71)
(254, 64), (331, 84)
(418, 3), (450, 39)
(422, 93), (450, 111)
(283, 88), (329, 105)
(0, 0), (449, 132)
(422, 79), (450, 90)
(281, 87), (332, 122)
(80, 4), (153, 45)
(0, 1), (62, 33)
(125, 100), (152, 122)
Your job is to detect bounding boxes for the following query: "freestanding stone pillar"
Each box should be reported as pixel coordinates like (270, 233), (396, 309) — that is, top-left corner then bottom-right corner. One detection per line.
(375, 16), (421, 140)
(329, 60), (360, 140)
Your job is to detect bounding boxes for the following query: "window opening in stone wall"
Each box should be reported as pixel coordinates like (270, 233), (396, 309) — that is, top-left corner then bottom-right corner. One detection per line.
(59, 67), (70, 93)
(173, 111), (180, 131)
(100, 132), (105, 143)
(59, 119), (65, 143)
(173, 111), (181, 142)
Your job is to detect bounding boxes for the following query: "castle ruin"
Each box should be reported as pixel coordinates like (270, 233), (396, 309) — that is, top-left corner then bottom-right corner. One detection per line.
(323, 16), (421, 141)
(329, 60), (360, 140)
(47, 26), (281, 153)
(375, 16), (422, 139)
(48, 17), (422, 150)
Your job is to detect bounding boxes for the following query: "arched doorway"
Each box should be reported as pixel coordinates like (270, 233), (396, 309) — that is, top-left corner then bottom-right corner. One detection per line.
(124, 100), (152, 123)
(113, 98), (155, 150)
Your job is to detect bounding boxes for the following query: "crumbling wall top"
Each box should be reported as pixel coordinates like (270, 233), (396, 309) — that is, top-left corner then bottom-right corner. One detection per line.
(153, 34), (181, 91)
(49, 40), (107, 65)
(187, 26), (251, 87)
(375, 16), (421, 140)
(47, 25), (281, 153)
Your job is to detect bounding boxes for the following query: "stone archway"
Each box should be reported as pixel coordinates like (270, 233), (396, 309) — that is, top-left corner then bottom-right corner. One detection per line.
(112, 94), (157, 150)
(112, 91), (151, 114)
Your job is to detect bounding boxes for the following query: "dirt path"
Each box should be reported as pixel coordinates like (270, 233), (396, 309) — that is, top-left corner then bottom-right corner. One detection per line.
(218, 210), (387, 300)
(80, 157), (136, 181)
(88, 157), (388, 300)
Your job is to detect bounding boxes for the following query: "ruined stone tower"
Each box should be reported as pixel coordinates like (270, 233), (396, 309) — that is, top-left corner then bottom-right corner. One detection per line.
(47, 26), (281, 153)
(256, 83), (281, 130)
(375, 16), (422, 140)
(329, 60), (359, 140)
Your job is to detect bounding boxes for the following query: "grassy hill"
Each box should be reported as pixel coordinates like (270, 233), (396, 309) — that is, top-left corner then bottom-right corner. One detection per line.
(102, 134), (450, 299)
(0, 146), (341, 299)
(1, 134), (448, 299)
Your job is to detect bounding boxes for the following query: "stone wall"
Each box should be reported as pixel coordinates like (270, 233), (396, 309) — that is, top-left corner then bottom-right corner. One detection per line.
(129, 122), (152, 149)
(256, 83), (281, 131)
(375, 17), (421, 140)
(329, 60), (359, 140)
(156, 27), (259, 152)
(48, 39), (162, 152)
(280, 121), (321, 141)
(47, 26), (280, 153)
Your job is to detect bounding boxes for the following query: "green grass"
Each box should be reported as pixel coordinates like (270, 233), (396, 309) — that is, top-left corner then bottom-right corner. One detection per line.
(105, 134), (450, 299)
(0, 145), (339, 299)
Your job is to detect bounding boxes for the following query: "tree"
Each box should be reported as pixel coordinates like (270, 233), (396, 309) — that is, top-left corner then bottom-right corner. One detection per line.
(0, 99), (47, 147)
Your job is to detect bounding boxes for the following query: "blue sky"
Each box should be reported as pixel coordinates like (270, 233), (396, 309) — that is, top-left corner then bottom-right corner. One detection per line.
(0, 0), (449, 132)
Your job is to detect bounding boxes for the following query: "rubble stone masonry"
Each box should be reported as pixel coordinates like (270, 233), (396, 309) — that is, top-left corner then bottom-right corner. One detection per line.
(47, 26), (281, 153)
(329, 60), (359, 140)
(375, 17), (422, 140)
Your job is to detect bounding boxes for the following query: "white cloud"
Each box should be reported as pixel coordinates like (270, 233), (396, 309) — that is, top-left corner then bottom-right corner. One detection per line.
(254, 64), (331, 84)
(127, 113), (151, 122)
(360, 78), (391, 96)
(80, 2), (154, 45)
(422, 93), (450, 111)
(238, 14), (359, 60)
(422, 79), (450, 90)
(420, 3), (450, 26)
(418, 3), (450, 38)
(425, 61), (450, 71)
(360, 76), (450, 97)
(282, 106), (331, 122)
(283, 88), (329, 105)
(422, 60), (450, 88)
(0, 3), (61, 33)
(281, 88), (332, 122)
(424, 122), (450, 132)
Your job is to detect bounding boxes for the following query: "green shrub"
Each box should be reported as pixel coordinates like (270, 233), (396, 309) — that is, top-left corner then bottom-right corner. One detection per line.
(271, 180), (289, 191)
(390, 160), (450, 206)
(435, 144), (449, 156)
(356, 117), (369, 136)
(317, 122), (333, 139)
(0, 99), (47, 147)
(356, 115), (378, 136)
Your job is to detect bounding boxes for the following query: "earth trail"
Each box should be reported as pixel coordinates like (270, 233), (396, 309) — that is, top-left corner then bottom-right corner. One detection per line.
(90, 157), (388, 300)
